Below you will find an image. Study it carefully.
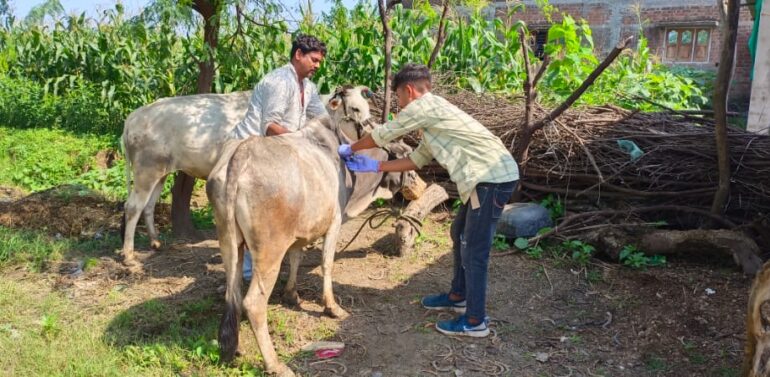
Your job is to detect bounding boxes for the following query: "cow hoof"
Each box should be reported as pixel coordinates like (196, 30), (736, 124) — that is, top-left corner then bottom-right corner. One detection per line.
(121, 254), (143, 274)
(150, 240), (162, 250)
(324, 304), (348, 319)
(282, 291), (300, 306)
(268, 363), (295, 377)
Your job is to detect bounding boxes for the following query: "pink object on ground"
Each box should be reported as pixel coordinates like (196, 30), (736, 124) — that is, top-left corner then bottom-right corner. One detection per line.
(315, 348), (343, 359)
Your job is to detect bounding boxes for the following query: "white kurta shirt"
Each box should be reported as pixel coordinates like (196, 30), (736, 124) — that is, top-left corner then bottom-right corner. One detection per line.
(232, 63), (327, 139)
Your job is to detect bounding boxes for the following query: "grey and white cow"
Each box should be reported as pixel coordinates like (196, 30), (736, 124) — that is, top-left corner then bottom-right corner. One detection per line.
(120, 86), (375, 267)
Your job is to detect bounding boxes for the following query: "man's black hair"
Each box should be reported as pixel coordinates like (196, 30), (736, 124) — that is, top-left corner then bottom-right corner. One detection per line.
(290, 35), (327, 60)
(391, 63), (432, 92)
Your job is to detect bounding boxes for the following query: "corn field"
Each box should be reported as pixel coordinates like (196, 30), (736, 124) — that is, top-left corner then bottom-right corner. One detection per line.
(0, 0), (710, 135)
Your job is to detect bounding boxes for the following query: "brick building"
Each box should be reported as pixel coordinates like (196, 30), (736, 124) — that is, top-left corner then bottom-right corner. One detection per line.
(488, 0), (756, 104)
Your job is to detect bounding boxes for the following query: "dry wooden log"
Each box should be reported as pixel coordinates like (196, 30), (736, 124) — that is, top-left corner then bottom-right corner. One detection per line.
(401, 171), (427, 201)
(743, 261), (770, 377)
(583, 227), (762, 275)
(395, 184), (448, 257)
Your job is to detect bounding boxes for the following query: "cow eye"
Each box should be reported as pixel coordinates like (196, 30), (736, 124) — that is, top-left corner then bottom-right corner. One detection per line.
(351, 107), (360, 113)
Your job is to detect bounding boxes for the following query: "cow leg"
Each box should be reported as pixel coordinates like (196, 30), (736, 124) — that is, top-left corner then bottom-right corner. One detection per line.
(243, 245), (295, 377)
(142, 177), (166, 250)
(282, 247), (302, 306)
(122, 171), (166, 268)
(321, 215), (347, 318)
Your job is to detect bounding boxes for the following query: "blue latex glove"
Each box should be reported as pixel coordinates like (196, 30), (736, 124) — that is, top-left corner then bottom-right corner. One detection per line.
(345, 154), (380, 173)
(338, 144), (353, 159)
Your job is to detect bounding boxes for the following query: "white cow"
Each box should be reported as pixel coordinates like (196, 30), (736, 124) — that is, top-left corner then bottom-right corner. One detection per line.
(120, 86), (374, 267)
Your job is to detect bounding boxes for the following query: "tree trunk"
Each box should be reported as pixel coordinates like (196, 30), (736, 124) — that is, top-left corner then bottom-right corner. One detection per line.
(427, 0), (450, 69)
(395, 184), (449, 257)
(170, 0), (220, 238)
(170, 171), (197, 238)
(711, 0), (739, 216)
(583, 228), (762, 275)
(378, 0), (400, 123)
(194, 0), (219, 95)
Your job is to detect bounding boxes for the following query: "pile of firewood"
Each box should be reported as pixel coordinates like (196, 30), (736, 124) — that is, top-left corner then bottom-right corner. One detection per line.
(373, 88), (770, 225)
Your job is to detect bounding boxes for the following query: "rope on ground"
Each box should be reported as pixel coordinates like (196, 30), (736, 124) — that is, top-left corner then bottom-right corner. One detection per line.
(338, 208), (423, 252)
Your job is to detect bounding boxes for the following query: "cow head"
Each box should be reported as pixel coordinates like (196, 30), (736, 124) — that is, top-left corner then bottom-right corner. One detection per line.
(326, 85), (375, 141)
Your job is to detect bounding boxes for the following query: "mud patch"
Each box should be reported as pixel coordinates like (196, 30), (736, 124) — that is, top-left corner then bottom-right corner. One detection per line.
(0, 184), (170, 238)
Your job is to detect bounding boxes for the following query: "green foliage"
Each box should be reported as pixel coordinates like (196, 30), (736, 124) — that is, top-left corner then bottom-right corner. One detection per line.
(524, 244), (544, 259)
(561, 239), (595, 265)
(0, 226), (68, 269)
(451, 199), (462, 214)
(619, 244), (666, 269)
(73, 160), (130, 200)
(0, 0), (709, 140)
(492, 234), (509, 251)
(539, 194), (564, 220)
(40, 313), (61, 339)
(191, 204), (215, 230)
(189, 337), (220, 364)
(0, 126), (116, 192)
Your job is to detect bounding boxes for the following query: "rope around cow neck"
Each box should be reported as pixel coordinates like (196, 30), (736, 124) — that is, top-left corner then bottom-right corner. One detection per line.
(338, 208), (423, 253)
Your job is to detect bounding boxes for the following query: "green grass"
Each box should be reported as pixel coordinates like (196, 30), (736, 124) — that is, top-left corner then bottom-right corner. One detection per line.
(0, 126), (116, 192)
(0, 226), (70, 270)
(0, 276), (271, 376)
(0, 226), (122, 270)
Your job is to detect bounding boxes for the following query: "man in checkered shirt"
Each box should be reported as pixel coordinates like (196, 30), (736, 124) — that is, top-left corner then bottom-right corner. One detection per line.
(338, 63), (520, 338)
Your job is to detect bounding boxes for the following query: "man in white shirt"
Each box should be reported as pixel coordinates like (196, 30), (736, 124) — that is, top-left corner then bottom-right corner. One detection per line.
(232, 34), (328, 279)
(232, 34), (328, 139)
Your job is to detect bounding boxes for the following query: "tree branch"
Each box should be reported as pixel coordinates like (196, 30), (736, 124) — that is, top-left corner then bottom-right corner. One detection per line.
(515, 36), (633, 164)
(711, 0), (739, 216)
(428, 0), (450, 69)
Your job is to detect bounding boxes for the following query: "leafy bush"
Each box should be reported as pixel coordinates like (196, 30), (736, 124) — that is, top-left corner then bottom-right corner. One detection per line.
(561, 239), (595, 265)
(619, 244), (666, 269)
(0, 126), (115, 192)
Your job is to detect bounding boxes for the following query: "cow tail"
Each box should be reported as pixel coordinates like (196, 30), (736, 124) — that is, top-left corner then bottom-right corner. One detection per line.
(219, 142), (249, 362)
(120, 121), (132, 197)
(119, 122), (132, 242)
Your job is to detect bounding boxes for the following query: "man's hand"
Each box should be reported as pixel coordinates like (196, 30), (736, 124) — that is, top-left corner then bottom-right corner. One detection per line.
(345, 155), (380, 173)
(266, 123), (290, 136)
(338, 144), (353, 159)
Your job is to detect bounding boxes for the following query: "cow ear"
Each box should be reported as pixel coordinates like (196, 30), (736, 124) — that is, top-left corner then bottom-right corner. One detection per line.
(328, 98), (342, 110)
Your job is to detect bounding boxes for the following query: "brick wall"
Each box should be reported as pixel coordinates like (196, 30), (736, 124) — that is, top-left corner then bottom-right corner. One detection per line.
(492, 0), (756, 105)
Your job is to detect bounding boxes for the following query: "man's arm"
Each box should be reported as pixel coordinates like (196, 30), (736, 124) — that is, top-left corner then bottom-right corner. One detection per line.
(260, 79), (292, 136)
(379, 157), (418, 172)
(350, 134), (378, 152)
(265, 122), (290, 136)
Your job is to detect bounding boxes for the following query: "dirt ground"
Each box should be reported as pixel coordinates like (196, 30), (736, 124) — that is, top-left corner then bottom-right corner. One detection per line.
(0, 187), (749, 376)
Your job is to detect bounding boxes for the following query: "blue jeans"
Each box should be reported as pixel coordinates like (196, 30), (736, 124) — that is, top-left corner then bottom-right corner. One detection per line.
(243, 249), (252, 280)
(449, 180), (517, 322)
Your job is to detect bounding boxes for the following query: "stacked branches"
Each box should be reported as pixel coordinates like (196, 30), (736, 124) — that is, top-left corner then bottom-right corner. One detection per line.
(371, 88), (770, 225)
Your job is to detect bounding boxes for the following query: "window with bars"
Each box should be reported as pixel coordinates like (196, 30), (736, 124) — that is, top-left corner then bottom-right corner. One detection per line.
(530, 29), (548, 59)
(664, 27), (712, 63)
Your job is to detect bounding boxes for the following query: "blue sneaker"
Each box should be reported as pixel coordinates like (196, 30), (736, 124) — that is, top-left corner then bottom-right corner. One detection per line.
(435, 315), (490, 338)
(421, 293), (466, 313)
